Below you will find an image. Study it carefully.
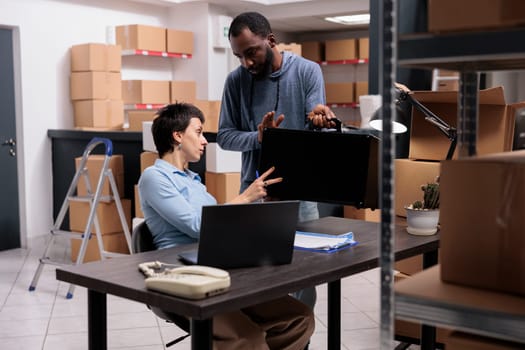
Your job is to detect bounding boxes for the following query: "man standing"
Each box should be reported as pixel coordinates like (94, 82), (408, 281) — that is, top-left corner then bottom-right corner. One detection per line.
(217, 11), (337, 309)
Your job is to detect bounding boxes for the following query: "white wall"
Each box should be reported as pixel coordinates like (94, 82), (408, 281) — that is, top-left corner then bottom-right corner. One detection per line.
(0, 0), (229, 246)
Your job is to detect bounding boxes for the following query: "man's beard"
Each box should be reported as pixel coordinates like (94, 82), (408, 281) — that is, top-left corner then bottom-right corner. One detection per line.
(252, 46), (274, 80)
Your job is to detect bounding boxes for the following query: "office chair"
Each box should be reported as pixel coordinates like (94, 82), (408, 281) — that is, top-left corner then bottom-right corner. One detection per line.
(131, 221), (191, 347)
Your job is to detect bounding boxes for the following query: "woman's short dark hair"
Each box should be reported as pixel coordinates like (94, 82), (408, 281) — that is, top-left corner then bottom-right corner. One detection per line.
(152, 102), (205, 158)
(228, 12), (272, 39)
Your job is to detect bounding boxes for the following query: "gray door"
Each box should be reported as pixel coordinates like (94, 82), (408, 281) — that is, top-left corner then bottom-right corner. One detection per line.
(0, 27), (21, 250)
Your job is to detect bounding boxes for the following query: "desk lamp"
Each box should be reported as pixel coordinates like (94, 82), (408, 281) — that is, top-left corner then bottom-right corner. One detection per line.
(369, 87), (458, 160)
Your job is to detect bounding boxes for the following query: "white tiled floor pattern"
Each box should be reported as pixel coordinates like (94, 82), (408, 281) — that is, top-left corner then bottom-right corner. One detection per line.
(0, 238), (419, 350)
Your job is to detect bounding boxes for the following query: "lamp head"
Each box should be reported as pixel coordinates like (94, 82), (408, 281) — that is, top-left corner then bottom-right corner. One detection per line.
(368, 105), (408, 134)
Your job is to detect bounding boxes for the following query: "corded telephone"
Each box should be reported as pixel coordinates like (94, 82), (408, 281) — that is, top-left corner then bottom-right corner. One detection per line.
(138, 261), (230, 299)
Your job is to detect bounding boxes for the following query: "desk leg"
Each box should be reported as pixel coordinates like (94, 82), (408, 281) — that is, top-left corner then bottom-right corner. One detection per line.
(191, 318), (212, 350)
(88, 289), (107, 350)
(420, 250), (439, 350)
(327, 279), (341, 350)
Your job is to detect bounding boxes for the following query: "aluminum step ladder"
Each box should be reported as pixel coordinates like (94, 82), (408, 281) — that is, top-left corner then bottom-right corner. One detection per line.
(29, 137), (133, 299)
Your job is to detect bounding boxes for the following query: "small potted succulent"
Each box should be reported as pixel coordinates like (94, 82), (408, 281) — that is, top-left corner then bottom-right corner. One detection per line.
(404, 179), (440, 236)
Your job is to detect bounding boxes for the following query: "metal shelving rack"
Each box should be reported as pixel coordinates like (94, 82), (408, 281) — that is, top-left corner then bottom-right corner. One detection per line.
(382, 6), (525, 350)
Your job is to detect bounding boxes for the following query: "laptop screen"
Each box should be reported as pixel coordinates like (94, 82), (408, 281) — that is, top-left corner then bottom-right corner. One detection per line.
(258, 128), (379, 209)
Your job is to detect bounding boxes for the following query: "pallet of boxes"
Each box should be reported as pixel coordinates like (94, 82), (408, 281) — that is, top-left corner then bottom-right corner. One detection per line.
(70, 43), (124, 130)
(69, 154), (132, 262)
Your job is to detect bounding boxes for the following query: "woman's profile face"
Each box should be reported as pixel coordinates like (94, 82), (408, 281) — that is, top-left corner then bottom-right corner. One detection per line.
(180, 117), (208, 163)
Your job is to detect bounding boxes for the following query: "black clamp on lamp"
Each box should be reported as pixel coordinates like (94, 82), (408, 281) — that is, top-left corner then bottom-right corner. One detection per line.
(369, 87), (458, 160)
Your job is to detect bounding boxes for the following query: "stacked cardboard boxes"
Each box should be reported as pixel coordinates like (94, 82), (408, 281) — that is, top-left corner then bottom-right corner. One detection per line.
(205, 143), (241, 204)
(70, 43), (124, 129)
(69, 154), (131, 262)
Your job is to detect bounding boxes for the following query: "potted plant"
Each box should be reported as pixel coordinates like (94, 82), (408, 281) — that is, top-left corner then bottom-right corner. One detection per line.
(404, 179), (440, 236)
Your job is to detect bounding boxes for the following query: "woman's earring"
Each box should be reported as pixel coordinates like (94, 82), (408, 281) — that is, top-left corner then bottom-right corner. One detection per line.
(178, 143), (182, 150)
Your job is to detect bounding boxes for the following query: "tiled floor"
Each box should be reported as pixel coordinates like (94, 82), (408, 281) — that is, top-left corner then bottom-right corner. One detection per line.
(0, 237), (418, 350)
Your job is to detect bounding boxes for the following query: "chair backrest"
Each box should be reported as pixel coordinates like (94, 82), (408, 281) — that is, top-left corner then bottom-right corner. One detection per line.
(131, 221), (156, 253)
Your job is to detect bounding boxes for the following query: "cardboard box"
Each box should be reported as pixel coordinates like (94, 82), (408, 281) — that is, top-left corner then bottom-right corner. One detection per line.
(142, 121), (155, 152)
(166, 29), (193, 55)
(71, 231), (130, 263)
(205, 143), (241, 173)
(325, 39), (357, 61)
(446, 331), (524, 350)
(428, 0), (525, 32)
(127, 110), (157, 132)
(436, 79), (459, 91)
(73, 100), (124, 129)
(440, 150), (525, 295)
(408, 87), (519, 161)
(354, 81), (368, 102)
(276, 42), (301, 56)
(301, 41), (324, 62)
(140, 151), (158, 172)
(205, 172), (241, 204)
(394, 159), (441, 217)
(116, 24), (166, 52)
(70, 43), (121, 72)
(75, 154), (124, 197)
(170, 81), (196, 103)
(194, 100), (221, 133)
(343, 206), (380, 222)
(325, 83), (354, 104)
(357, 37), (369, 59)
(134, 184), (143, 218)
(70, 72), (121, 100)
(122, 80), (170, 105)
(69, 199), (131, 235)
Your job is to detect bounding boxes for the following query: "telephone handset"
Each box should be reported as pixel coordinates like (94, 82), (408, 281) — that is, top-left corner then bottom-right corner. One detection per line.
(138, 261), (230, 300)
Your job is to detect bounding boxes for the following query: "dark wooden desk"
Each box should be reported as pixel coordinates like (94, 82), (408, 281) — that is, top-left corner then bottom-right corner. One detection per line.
(56, 216), (439, 350)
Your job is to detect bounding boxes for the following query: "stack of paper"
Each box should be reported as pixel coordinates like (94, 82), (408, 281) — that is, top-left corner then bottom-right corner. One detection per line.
(294, 231), (357, 253)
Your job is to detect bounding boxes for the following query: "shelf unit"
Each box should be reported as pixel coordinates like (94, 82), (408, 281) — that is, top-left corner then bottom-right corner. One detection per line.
(380, 15), (525, 350)
(320, 58), (368, 126)
(121, 49), (192, 59)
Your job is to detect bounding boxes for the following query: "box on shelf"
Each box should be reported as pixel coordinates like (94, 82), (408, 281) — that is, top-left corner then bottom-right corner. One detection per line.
(205, 143), (241, 173)
(69, 198), (131, 235)
(408, 86), (520, 161)
(127, 110), (157, 132)
(75, 154), (124, 197)
(140, 151), (159, 172)
(134, 184), (143, 218)
(354, 81), (368, 102)
(343, 206), (380, 222)
(205, 171), (241, 204)
(122, 80), (170, 105)
(142, 121), (155, 152)
(325, 83), (354, 104)
(166, 29), (193, 54)
(70, 71), (121, 100)
(440, 150), (525, 296)
(394, 159), (441, 217)
(357, 37), (369, 59)
(276, 42), (301, 56)
(325, 39), (357, 61)
(71, 231), (130, 263)
(445, 331), (524, 350)
(428, 0), (525, 32)
(301, 41), (324, 62)
(73, 100), (124, 129)
(170, 81), (196, 103)
(70, 43), (121, 72)
(194, 100), (221, 133)
(116, 24), (166, 52)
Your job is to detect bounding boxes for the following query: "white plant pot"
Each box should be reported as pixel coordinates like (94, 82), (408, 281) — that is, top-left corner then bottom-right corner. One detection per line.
(405, 206), (439, 236)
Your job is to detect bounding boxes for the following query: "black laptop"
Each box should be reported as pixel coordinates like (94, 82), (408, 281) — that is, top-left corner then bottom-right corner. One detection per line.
(178, 200), (300, 269)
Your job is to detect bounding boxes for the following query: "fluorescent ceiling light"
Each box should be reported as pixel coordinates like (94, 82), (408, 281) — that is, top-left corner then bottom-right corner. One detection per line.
(242, 0), (314, 4)
(325, 14), (370, 26)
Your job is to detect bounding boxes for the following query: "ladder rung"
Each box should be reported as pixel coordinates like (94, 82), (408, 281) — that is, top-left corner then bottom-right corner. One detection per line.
(101, 251), (130, 258)
(68, 195), (114, 202)
(51, 230), (88, 239)
(39, 257), (75, 267)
